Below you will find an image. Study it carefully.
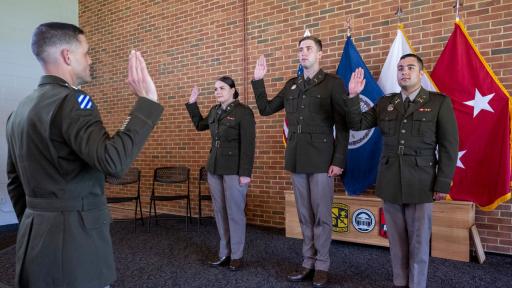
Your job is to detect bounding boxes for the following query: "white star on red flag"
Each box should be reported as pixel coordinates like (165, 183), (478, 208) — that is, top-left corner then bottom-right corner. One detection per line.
(456, 150), (466, 168)
(463, 88), (495, 117)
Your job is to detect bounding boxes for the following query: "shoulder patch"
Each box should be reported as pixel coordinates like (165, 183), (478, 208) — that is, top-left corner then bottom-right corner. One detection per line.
(76, 94), (94, 110)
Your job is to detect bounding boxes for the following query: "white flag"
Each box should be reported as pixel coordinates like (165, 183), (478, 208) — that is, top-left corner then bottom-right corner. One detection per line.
(378, 27), (437, 94)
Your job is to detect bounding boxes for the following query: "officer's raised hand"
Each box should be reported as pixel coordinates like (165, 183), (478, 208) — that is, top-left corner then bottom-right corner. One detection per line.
(253, 55), (267, 80)
(127, 50), (158, 102)
(348, 67), (366, 98)
(189, 85), (200, 103)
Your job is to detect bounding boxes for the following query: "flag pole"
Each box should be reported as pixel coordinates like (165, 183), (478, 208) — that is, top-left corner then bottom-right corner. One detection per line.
(395, 2), (404, 28)
(346, 17), (351, 37)
(453, 0), (463, 21)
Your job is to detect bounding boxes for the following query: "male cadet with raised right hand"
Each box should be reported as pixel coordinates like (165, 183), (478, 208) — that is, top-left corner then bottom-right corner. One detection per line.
(345, 53), (458, 288)
(252, 36), (349, 288)
(7, 22), (163, 288)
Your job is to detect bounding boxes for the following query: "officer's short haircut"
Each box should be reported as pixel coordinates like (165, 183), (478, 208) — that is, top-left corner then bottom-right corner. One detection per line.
(31, 22), (84, 64)
(218, 76), (239, 99)
(400, 53), (424, 70)
(298, 36), (322, 51)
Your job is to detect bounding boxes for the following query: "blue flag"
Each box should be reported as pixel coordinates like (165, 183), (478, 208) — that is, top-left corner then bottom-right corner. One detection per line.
(337, 36), (383, 195)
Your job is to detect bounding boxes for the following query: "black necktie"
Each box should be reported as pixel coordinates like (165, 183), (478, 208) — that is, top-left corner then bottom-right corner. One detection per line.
(404, 97), (411, 111)
(305, 77), (313, 89)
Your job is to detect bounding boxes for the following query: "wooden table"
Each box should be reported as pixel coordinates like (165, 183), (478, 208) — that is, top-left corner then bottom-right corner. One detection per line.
(285, 191), (475, 262)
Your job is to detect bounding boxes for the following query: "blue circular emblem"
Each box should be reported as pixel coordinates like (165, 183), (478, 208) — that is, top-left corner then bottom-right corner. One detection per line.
(352, 208), (376, 233)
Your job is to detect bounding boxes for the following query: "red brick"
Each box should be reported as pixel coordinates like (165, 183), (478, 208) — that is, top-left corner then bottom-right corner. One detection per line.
(79, 0), (512, 251)
(485, 245), (512, 254)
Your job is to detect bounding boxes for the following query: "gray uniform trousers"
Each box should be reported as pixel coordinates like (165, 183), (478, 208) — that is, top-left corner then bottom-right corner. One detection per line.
(383, 202), (432, 288)
(292, 173), (334, 271)
(208, 173), (249, 259)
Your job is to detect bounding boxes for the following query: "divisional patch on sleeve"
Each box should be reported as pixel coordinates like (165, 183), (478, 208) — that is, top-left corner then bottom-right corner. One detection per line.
(76, 94), (94, 110)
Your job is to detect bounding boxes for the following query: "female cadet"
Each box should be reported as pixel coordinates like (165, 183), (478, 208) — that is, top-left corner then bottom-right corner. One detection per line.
(185, 76), (255, 271)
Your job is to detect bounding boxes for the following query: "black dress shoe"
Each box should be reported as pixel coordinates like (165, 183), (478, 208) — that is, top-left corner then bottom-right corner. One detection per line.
(312, 270), (328, 287)
(209, 256), (230, 267)
(229, 258), (242, 271)
(287, 267), (314, 282)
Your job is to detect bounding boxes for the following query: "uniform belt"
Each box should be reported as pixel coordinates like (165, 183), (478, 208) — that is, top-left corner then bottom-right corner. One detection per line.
(26, 195), (107, 212)
(383, 146), (436, 156)
(288, 125), (332, 134)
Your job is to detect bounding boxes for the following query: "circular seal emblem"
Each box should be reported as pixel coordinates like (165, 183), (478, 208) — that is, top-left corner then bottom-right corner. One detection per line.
(348, 94), (375, 149)
(352, 208), (376, 233)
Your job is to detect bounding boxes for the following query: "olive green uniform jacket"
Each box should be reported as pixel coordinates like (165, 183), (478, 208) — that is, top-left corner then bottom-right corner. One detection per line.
(6, 75), (163, 288)
(251, 70), (349, 173)
(345, 87), (458, 204)
(186, 100), (256, 177)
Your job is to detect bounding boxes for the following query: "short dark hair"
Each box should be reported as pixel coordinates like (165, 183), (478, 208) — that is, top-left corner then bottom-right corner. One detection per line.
(217, 76), (239, 99)
(31, 22), (84, 64)
(399, 53), (424, 70)
(298, 36), (322, 51)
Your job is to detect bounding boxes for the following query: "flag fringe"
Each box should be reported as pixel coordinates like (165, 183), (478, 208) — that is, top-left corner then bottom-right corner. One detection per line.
(455, 19), (512, 185)
(455, 19), (510, 98)
(446, 192), (511, 211)
(478, 192), (512, 211)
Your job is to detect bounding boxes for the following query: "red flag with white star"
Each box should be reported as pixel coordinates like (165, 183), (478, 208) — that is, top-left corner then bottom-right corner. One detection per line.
(431, 20), (511, 210)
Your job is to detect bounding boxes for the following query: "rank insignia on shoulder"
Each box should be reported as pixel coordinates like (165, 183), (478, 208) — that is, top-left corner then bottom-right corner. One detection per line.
(77, 94), (93, 110)
(120, 116), (131, 131)
(387, 104), (394, 111)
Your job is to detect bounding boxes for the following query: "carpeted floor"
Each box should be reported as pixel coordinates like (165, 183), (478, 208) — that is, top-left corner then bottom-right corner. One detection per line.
(1, 216), (512, 288)
(0, 230), (16, 252)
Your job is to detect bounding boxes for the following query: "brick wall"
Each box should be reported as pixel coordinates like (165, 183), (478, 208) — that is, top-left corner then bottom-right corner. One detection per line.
(79, 0), (512, 254)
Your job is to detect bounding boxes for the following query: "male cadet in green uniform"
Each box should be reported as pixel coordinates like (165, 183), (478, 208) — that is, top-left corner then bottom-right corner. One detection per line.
(252, 36), (349, 288)
(345, 53), (458, 288)
(6, 22), (163, 288)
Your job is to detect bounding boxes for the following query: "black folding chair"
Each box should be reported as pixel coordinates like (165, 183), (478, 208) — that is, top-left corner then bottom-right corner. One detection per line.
(105, 167), (143, 232)
(148, 166), (192, 231)
(197, 166), (212, 229)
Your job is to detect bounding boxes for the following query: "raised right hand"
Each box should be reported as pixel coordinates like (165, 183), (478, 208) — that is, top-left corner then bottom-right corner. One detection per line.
(127, 50), (158, 102)
(348, 67), (366, 98)
(189, 85), (199, 103)
(253, 55), (267, 80)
